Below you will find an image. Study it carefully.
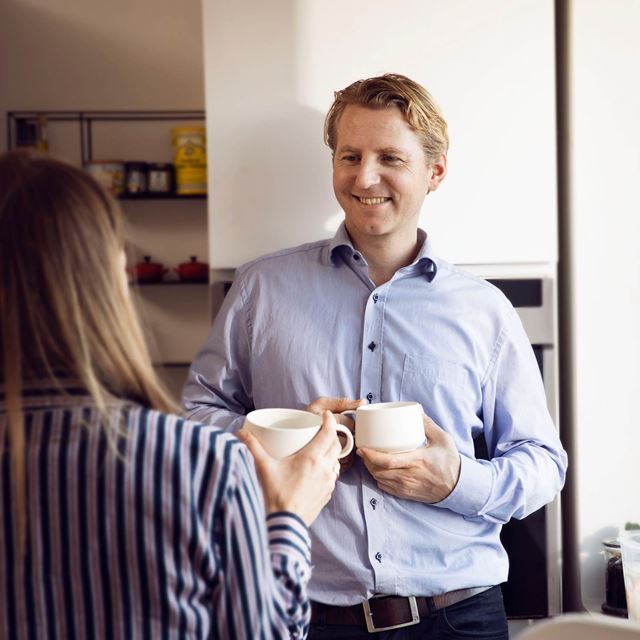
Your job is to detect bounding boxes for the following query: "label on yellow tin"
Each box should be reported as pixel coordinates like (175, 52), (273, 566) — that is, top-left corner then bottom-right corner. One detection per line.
(172, 127), (207, 195)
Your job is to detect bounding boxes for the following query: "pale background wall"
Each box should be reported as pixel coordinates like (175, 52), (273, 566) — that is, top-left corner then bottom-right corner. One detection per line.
(568, 0), (640, 612)
(203, 0), (558, 269)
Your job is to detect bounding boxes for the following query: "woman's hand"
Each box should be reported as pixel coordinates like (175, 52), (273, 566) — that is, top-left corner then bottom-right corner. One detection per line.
(238, 410), (342, 526)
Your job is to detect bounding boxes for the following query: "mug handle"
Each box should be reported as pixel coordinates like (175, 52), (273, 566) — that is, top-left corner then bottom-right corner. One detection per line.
(334, 424), (354, 459)
(340, 409), (357, 420)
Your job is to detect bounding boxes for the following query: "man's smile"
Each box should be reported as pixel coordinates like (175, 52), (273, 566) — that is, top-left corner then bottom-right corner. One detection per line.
(353, 195), (392, 205)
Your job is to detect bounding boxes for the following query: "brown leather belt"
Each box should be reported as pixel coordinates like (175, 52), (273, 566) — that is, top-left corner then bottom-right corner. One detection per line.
(311, 586), (493, 633)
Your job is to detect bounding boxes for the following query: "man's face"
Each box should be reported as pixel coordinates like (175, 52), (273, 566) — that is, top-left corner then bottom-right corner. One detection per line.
(332, 104), (445, 246)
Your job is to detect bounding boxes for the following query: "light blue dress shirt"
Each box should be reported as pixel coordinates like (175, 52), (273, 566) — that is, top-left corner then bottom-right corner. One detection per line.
(183, 224), (567, 606)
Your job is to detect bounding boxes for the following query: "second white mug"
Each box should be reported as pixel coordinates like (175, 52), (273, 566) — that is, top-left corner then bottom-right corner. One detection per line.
(342, 401), (426, 453)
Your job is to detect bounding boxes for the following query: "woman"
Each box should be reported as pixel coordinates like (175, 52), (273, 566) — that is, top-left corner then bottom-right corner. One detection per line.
(0, 150), (342, 639)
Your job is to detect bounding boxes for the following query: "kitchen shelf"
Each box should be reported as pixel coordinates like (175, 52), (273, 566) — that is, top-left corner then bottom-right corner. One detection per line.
(133, 281), (209, 286)
(119, 193), (207, 200)
(6, 109), (205, 163)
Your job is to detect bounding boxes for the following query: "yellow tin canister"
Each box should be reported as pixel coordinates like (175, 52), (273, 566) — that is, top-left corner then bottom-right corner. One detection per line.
(172, 126), (207, 195)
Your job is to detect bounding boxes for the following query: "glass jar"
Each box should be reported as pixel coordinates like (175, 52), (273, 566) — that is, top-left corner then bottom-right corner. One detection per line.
(602, 537), (628, 616)
(124, 162), (148, 195)
(147, 162), (174, 194)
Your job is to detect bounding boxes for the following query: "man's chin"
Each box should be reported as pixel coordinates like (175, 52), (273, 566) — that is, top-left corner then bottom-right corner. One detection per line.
(361, 220), (393, 236)
(363, 227), (390, 237)
(344, 217), (396, 242)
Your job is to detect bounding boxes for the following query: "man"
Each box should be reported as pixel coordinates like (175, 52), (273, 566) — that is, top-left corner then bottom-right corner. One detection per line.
(183, 73), (567, 639)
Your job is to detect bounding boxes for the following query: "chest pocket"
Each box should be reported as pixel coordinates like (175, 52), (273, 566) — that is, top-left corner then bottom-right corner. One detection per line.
(399, 354), (468, 405)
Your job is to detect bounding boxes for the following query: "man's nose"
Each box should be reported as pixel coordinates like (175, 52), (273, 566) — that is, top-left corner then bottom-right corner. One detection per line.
(354, 159), (381, 189)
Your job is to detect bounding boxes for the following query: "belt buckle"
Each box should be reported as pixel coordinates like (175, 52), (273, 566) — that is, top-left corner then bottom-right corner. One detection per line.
(362, 596), (420, 633)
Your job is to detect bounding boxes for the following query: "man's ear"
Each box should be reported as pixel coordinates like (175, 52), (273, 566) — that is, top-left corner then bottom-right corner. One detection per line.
(427, 154), (447, 192)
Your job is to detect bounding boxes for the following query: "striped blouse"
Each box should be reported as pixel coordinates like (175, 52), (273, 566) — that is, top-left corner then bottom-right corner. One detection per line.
(0, 379), (311, 639)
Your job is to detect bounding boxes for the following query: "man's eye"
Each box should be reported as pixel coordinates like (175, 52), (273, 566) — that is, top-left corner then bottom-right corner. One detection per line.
(340, 155), (359, 163)
(382, 155), (401, 163)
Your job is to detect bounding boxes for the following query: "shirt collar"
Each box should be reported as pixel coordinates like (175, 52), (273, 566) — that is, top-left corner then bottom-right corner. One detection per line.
(326, 222), (438, 281)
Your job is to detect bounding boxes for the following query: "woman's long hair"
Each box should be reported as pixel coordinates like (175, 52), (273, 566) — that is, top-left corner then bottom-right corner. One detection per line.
(0, 150), (177, 542)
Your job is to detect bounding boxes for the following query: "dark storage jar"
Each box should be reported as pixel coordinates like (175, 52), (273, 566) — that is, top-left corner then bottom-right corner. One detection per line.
(124, 162), (148, 195)
(602, 537), (628, 616)
(147, 162), (174, 195)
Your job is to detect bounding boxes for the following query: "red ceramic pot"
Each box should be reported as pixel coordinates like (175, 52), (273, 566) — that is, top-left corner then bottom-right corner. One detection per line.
(174, 256), (209, 283)
(134, 256), (167, 283)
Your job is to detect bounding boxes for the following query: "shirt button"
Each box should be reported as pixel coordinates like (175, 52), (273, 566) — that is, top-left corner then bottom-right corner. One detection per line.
(367, 341), (376, 352)
(369, 498), (378, 510)
(373, 293), (379, 303)
(375, 552), (383, 563)
(366, 392), (373, 403)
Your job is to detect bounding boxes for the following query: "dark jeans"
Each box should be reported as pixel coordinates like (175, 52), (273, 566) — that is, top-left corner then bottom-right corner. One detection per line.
(308, 585), (509, 639)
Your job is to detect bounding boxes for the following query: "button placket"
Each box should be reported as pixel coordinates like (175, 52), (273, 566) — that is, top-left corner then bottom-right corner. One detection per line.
(361, 288), (384, 408)
(360, 288), (388, 580)
(362, 482), (387, 584)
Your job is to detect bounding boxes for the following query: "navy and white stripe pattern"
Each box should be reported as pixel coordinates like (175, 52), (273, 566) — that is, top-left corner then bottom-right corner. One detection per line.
(0, 379), (311, 639)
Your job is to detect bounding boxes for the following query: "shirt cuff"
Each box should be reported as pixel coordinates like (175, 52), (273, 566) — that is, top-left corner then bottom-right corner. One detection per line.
(433, 454), (493, 517)
(266, 511), (312, 566)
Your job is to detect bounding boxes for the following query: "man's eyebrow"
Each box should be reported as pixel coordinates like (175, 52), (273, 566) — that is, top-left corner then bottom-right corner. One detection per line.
(336, 145), (407, 155)
(378, 147), (406, 155)
(336, 145), (359, 154)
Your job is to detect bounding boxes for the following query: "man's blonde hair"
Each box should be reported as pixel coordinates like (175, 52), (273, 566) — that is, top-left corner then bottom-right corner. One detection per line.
(324, 73), (449, 163)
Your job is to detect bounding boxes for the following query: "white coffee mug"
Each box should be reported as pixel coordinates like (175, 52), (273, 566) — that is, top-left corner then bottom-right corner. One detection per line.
(243, 408), (354, 460)
(342, 401), (426, 453)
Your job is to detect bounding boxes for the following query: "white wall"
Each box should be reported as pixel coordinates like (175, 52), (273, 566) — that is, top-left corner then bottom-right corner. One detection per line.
(203, 0), (557, 268)
(569, 0), (640, 611)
